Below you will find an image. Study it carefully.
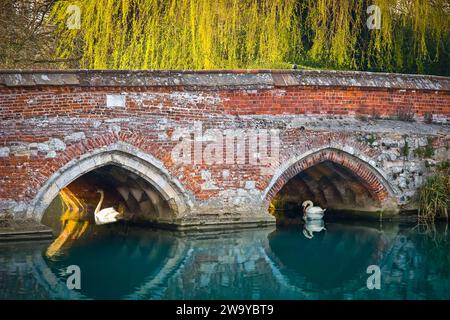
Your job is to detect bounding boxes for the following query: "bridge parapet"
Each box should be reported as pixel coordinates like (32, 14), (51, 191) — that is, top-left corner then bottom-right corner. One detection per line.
(1, 69), (450, 91)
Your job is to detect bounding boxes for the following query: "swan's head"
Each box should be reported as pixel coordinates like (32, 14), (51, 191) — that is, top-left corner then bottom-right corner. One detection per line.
(302, 200), (313, 208)
(96, 189), (104, 194)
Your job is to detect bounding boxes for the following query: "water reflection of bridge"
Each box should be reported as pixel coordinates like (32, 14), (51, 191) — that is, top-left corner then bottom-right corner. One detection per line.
(0, 222), (416, 299)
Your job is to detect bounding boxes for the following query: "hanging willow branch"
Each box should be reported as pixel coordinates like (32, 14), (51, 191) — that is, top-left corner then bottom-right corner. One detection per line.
(50, 0), (299, 69)
(48, 0), (450, 72)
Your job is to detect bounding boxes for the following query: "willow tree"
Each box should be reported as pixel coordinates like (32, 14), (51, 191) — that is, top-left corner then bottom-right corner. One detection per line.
(298, 0), (450, 74)
(50, 0), (298, 69)
(49, 0), (449, 74)
(0, 0), (57, 68)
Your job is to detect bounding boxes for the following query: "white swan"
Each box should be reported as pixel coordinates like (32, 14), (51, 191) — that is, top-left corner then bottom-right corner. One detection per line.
(302, 200), (326, 221)
(94, 190), (123, 225)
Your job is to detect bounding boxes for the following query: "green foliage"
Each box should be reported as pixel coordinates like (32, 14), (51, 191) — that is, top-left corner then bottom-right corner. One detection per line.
(365, 134), (377, 146)
(50, 0), (298, 69)
(437, 160), (450, 171)
(46, 0), (450, 74)
(418, 162), (450, 222)
(401, 138), (410, 158)
(414, 137), (435, 159)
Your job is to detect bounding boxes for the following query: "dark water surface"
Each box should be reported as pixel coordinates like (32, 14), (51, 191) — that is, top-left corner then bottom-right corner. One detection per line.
(0, 221), (449, 299)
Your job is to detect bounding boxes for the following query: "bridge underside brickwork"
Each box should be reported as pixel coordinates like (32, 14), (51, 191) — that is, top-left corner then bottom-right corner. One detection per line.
(0, 70), (449, 228)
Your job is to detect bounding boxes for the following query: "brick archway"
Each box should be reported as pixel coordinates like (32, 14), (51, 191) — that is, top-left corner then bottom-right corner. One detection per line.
(264, 147), (394, 204)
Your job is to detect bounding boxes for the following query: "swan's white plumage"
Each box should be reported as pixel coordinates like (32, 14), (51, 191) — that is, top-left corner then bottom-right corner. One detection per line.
(94, 190), (122, 225)
(95, 207), (121, 225)
(302, 200), (326, 221)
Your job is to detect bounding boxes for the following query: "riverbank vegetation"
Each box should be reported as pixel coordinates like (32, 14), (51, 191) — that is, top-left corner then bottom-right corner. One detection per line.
(418, 161), (450, 222)
(1, 0), (449, 75)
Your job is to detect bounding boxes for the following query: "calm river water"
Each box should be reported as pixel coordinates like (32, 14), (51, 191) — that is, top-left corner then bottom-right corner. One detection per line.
(0, 221), (449, 300)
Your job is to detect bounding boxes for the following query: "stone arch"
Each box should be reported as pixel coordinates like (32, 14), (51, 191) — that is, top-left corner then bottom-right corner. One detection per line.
(28, 142), (193, 222)
(263, 146), (396, 205)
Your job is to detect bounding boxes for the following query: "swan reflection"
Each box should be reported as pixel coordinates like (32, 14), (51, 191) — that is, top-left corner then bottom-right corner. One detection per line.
(302, 219), (326, 239)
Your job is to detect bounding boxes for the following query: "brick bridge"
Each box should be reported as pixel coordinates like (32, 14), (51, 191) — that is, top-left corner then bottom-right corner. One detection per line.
(0, 70), (449, 229)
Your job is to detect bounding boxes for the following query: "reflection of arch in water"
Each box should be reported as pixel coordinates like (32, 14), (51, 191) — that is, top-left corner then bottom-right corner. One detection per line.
(24, 232), (190, 299)
(45, 232), (189, 299)
(124, 247), (194, 299)
(263, 223), (398, 293)
(21, 243), (84, 299)
(149, 227), (313, 299)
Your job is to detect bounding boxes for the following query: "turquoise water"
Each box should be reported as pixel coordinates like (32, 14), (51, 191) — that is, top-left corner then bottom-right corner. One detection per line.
(0, 221), (449, 300)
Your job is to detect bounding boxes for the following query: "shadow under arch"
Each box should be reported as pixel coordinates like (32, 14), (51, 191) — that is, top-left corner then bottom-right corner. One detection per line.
(28, 142), (193, 223)
(263, 146), (397, 214)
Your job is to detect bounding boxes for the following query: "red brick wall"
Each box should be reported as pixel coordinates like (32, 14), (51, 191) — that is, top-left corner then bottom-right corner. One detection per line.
(0, 82), (449, 207)
(221, 87), (450, 117)
(1, 86), (449, 120)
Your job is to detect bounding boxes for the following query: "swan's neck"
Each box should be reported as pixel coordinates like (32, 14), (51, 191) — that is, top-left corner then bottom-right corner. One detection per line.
(95, 191), (104, 214)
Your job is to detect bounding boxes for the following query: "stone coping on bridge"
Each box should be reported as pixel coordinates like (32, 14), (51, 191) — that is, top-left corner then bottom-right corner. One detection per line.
(0, 69), (449, 91)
